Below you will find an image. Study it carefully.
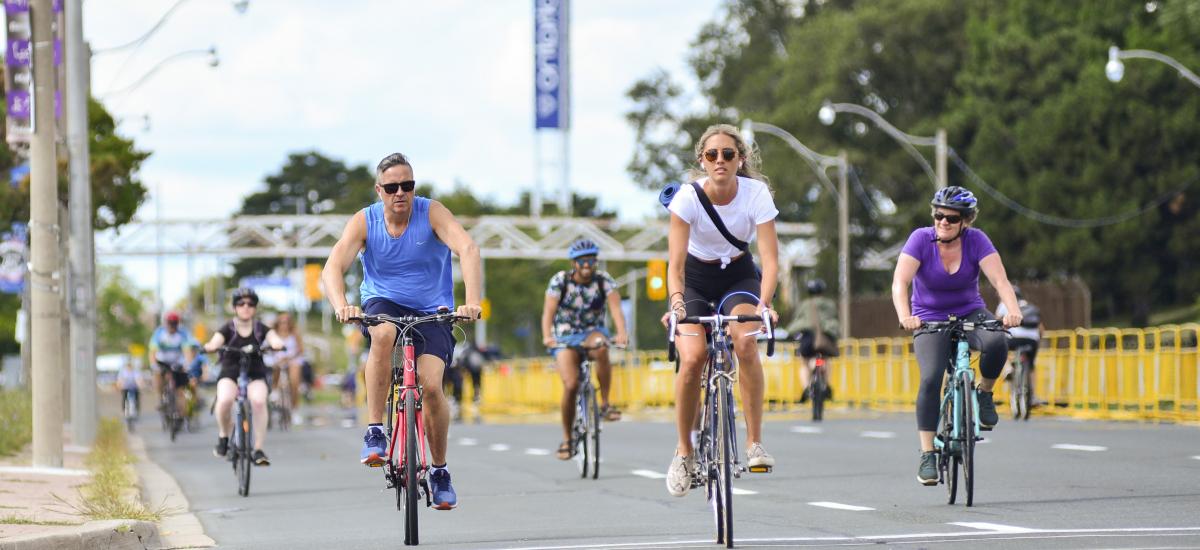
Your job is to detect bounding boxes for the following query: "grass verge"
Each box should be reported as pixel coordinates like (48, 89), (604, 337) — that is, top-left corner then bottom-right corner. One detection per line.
(0, 514), (82, 526)
(0, 389), (32, 457)
(54, 419), (163, 522)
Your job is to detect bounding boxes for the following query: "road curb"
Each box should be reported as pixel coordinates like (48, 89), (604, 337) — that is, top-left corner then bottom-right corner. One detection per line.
(0, 520), (159, 550)
(127, 434), (215, 549)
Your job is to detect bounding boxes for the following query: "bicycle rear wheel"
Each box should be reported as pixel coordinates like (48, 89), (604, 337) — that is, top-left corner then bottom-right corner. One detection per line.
(403, 390), (419, 546)
(961, 375), (976, 507)
(715, 379), (735, 548)
(811, 364), (826, 421)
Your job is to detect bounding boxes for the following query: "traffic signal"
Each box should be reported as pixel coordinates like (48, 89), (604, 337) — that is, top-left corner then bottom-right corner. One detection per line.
(647, 259), (667, 301)
(304, 263), (323, 300)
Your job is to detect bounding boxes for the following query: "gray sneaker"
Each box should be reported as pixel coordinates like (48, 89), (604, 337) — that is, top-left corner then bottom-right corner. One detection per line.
(746, 443), (775, 470)
(918, 451), (938, 486)
(666, 453), (695, 497)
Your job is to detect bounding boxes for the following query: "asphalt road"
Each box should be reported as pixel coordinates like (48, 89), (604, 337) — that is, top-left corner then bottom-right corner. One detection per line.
(139, 405), (1200, 549)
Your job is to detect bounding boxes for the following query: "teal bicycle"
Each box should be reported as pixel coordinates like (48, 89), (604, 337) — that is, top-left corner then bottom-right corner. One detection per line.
(919, 317), (1006, 507)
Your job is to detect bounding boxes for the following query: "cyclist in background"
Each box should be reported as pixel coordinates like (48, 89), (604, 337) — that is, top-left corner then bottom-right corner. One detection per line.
(271, 312), (305, 425)
(116, 358), (144, 415)
(996, 285), (1045, 405)
(541, 239), (629, 460)
(787, 278), (839, 402)
(148, 311), (198, 419)
(322, 152), (482, 510)
(202, 287), (285, 466)
(891, 186), (1022, 486)
(662, 123), (780, 497)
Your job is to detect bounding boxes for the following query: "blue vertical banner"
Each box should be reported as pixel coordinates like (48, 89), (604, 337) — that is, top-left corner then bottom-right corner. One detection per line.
(0, 222), (28, 294)
(533, 0), (569, 129)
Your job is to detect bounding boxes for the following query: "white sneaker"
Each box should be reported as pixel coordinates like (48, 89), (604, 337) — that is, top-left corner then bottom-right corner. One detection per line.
(746, 443), (775, 469)
(666, 453), (695, 497)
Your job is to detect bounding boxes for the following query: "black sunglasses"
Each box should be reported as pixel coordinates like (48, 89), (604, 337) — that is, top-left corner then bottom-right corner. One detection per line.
(575, 257), (598, 267)
(380, 180), (416, 195)
(702, 148), (738, 162)
(933, 212), (963, 224)
(235, 300), (257, 308)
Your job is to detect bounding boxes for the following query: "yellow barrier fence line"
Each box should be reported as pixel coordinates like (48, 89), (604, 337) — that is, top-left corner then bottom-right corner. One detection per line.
(477, 325), (1198, 424)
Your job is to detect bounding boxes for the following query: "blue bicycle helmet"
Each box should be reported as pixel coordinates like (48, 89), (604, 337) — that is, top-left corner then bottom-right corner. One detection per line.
(567, 239), (600, 260)
(930, 186), (978, 217)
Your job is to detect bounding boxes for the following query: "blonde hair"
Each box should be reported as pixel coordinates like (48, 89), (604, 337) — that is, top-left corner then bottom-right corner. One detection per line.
(687, 123), (769, 184)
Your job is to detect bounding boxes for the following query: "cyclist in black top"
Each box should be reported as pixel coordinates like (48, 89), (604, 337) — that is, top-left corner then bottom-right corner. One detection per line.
(201, 288), (285, 466)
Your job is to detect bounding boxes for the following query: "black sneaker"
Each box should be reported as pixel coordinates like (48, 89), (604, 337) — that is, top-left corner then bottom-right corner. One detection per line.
(977, 390), (998, 430)
(917, 451), (938, 486)
(798, 387), (809, 404)
(213, 437), (229, 458)
(252, 449), (271, 466)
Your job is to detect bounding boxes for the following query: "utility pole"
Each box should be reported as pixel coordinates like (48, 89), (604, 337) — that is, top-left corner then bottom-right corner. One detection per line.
(66, 0), (96, 447)
(935, 128), (948, 189)
(837, 151), (851, 338)
(30, 0), (63, 467)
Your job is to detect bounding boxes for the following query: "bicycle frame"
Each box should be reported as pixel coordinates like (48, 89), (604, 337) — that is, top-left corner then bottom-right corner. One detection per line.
(387, 331), (429, 499)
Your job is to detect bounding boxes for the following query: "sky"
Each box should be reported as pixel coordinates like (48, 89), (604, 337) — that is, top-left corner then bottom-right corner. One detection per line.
(78, 0), (726, 308)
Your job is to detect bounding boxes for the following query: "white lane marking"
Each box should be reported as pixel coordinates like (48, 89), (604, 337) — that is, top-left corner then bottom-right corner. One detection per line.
(791, 425), (823, 434)
(1052, 443), (1107, 452)
(488, 443), (511, 452)
(860, 431), (896, 439)
(631, 469), (666, 479)
(1191, 455), (1200, 461)
(525, 448), (550, 456)
(457, 437), (477, 446)
(951, 522), (1037, 533)
(731, 488), (757, 495)
(809, 501), (875, 511)
(499, 527), (1200, 550)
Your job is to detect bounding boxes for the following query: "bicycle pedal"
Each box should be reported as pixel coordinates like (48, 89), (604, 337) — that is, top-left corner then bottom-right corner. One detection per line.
(979, 425), (994, 432)
(747, 465), (772, 474)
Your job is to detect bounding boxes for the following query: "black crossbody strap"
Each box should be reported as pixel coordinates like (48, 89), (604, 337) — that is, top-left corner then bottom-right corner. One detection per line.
(689, 182), (749, 251)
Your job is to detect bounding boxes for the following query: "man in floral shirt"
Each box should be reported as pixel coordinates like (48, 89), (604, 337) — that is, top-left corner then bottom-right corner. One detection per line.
(541, 239), (629, 459)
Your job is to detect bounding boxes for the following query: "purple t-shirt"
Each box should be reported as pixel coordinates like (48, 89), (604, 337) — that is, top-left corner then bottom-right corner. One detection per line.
(900, 227), (998, 321)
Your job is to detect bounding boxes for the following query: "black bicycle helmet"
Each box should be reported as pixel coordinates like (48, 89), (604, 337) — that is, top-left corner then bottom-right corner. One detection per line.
(568, 239), (600, 260)
(930, 186), (978, 217)
(806, 279), (827, 296)
(231, 287), (259, 307)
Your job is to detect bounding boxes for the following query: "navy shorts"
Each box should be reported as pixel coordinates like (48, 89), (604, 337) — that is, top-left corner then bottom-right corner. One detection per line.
(361, 298), (456, 367)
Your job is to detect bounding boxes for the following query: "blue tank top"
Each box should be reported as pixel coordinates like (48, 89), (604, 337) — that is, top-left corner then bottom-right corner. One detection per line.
(358, 198), (455, 312)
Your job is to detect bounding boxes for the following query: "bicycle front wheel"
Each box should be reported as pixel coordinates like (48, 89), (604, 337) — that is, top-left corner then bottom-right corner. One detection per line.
(941, 393), (958, 505)
(574, 386), (590, 479)
(1010, 362), (1026, 420)
(237, 403), (252, 497)
(587, 384), (601, 479)
(715, 379), (735, 548)
(403, 390), (420, 546)
(961, 375), (976, 507)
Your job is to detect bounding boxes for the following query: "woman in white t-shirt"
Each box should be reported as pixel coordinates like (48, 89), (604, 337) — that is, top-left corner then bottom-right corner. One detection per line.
(662, 123), (781, 497)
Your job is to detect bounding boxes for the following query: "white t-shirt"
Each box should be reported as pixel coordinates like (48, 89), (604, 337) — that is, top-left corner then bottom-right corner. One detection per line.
(668, 176), (778, 266)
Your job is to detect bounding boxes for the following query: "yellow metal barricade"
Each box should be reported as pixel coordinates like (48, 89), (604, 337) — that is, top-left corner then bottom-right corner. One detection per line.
(477, 324), (1198, 424)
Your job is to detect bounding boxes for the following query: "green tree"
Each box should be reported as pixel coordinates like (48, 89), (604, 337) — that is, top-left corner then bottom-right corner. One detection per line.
(626, 0), (1200, 325)
(96, 265), (154, 355)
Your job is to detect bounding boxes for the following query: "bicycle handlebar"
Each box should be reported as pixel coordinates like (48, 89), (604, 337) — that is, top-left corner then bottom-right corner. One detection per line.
(349, 311), (471, 328)
(667, 309), (775, 363)
(914, 318), (1008, 336)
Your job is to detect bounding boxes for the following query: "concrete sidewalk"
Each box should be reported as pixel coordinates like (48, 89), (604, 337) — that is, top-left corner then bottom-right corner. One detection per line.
(0, 432), (160, 550)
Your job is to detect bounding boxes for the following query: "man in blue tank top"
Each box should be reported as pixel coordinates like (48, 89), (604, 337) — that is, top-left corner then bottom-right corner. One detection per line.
(322, 152), (483, 510)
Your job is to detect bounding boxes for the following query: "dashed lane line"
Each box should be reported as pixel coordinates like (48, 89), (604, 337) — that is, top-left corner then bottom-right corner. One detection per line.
(808, 501), (874, 511)
(457, 437), (478, 446)
(860, 431), (896, 439)
(489, 443), (511, 452)
(951, 522), (1037, 533)
(631, 469), (666, 479)
(1052, 443), (1107, 452)
(525, 448), (551, 456)
(790, 426), (823, 434)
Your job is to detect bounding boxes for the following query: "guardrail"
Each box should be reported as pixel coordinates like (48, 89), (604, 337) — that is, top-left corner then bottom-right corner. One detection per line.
(477, 324), (1199, 423)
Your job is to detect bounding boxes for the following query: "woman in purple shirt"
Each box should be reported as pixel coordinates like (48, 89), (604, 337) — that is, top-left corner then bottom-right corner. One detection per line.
(891, 186), (1023, 486)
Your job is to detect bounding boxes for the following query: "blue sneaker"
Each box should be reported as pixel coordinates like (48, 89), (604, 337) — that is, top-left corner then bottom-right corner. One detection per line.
(360, 427), (388, 466)
(429, 468), (457, 510)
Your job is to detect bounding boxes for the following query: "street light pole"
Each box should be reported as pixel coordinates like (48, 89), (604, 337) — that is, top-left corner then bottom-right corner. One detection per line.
(30, 0), (63, 467)
(742, 119), (851, 336)
(819, 101), (947, 189)
(1106, 45), (1200, 89)
(65, 0), (97, 447)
